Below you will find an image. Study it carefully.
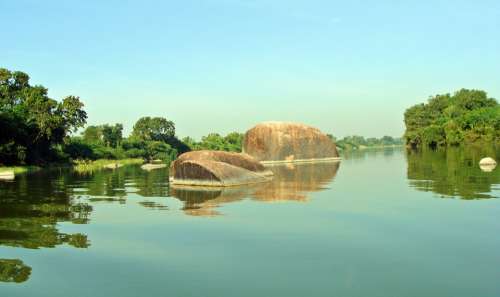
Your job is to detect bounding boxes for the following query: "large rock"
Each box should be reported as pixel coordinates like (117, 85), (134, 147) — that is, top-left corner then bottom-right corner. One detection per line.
(169, 150), (273, 187)
(243, 122), (340, 163)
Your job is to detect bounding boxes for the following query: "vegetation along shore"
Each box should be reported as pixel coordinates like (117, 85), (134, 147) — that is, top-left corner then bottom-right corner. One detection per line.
(1, 68), (497, 174)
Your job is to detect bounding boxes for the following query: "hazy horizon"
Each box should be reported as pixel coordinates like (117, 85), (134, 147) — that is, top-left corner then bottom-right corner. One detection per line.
(2, 0), (499, 139)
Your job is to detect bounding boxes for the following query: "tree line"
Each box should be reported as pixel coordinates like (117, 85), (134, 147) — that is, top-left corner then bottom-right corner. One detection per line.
(9, 67), (475, 166)
(328, 135), (403, 151)
(0, 68), (252, 165)
(404, 89), (499, 148)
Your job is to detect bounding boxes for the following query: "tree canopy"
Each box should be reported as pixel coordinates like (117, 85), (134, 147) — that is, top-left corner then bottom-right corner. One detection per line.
(183, 132), (244, 152)
(404, 89), (499, 148)
(131, 117), (175, 143)
(0, 68), (87, 164)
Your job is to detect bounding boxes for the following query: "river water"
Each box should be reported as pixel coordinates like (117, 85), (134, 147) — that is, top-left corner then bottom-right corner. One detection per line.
(1, 147), (499, 297)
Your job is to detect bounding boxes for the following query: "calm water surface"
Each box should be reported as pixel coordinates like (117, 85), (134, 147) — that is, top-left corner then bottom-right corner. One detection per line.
(1, 147), (499, 297)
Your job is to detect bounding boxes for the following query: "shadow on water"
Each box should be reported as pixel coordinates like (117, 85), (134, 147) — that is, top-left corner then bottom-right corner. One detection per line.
(170, 162), (340, 216)
(406, 145), (500, 199)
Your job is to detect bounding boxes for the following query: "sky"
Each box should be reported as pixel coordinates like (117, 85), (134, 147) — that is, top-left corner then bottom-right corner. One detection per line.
(1, 0), (499, 139)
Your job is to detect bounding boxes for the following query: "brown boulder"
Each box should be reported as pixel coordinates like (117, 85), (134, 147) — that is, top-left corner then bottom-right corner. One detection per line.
(170, 150), (272, 187)
(243, 122), (340, 163)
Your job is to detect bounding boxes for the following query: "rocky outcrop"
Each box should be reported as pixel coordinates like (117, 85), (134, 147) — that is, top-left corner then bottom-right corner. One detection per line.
(243, 122), (340, 163)
(169, 150), (273, 187)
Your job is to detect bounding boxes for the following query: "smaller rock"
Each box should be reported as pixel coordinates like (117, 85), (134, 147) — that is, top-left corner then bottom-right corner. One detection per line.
(479, 157), (497, 172)
(0, 171), (15, 181)
(170, 150), (273, 187)
(479, 157), (497, 166)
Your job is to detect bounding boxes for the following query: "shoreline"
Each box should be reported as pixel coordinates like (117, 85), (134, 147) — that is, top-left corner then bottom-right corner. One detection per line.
(0, 158), (145, 175)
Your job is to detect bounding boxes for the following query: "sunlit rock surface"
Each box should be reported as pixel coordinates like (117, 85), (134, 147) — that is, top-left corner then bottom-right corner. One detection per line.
(0, 171), (15, 181)
(170, 162), (340, 216)
(169, 150), (273, 187)
(479, 157), (497, 172)
(243, 122), (340, 163)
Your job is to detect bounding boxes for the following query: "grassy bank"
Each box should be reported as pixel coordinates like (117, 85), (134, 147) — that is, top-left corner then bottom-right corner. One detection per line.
(72, 158), (144, 173)
(0, 166), (41, 174)
(1, 158), (145, 175)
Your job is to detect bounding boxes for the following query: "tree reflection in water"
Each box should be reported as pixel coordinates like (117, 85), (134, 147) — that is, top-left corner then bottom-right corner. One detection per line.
(406, 146), (500, 199)
(0, 165), (170, 283)
(0, 259), (31, 283)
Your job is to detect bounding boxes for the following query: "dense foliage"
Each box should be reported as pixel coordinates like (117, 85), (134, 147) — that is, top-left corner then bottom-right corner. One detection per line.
(182, 132), (244, 152)
(0, 68), (87, 165)
(64, 118), (188, 163)
(404, 89), (500, 148)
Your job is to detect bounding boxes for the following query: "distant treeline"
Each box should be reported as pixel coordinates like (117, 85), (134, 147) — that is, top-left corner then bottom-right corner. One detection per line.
(404, 89), (500, 148)
(327, 135), (403, 151)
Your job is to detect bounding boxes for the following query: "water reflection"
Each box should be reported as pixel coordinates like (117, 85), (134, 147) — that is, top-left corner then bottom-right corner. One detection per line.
(341, 147), (397, 161)
(0, 172), (91, 250)
(406, 146), (500, 199)
(0, 166), (171, 283)
(0, 259), (31, 283)
(170, 162), (340, 216)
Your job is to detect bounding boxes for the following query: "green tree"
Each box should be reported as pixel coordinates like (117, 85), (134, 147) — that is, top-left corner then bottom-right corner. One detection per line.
(131, 117), (175, 142)
(101, 123), (123, 147)
(0, 68), (87, 164)
(404, 89), (499, 148)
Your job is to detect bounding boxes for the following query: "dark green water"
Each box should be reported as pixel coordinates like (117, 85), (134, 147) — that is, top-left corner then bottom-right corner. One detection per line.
(1, 147), (499, 297)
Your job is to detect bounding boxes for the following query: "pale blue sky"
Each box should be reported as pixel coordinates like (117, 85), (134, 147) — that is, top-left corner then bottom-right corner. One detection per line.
(2, 0), (499, 138)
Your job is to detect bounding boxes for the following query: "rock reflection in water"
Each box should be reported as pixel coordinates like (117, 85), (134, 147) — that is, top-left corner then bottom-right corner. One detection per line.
(170, 186), (253, 216)
(253, 162), (340, 202)
(170, 162), (340, 216)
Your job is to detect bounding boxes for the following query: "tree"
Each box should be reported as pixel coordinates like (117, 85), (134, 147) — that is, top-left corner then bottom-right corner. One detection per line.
(101, 124), (123, 147)
(82, 126), (103, 144)
(131, 117), (175, 143)
(0, 68), (87, 164)
(404, 89), (499, 148)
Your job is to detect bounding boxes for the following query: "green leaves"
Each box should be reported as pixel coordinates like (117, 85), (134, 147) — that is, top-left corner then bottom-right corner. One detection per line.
(132, 117), (175, 143)
(404, 89), (499, 148)
(0, 68), (87, 164)
(185, 132), (244, 152)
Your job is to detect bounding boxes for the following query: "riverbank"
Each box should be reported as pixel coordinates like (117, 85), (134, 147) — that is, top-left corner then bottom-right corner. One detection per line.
(0, 166), (41, 174)
(72, 158), (145, 172)
(338, 144), (404, 151)
(0, 158), (145, 175)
